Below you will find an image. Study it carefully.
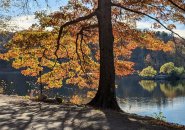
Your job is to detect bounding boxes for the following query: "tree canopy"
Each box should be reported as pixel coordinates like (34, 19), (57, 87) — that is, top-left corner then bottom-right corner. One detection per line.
(0, 0), (184, 109)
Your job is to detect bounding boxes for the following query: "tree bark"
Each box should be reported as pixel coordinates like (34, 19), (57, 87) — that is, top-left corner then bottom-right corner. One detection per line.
(88, 0), (120, 110)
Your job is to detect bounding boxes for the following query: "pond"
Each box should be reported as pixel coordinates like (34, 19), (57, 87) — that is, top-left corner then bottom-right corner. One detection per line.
(0, 72), (185, 125)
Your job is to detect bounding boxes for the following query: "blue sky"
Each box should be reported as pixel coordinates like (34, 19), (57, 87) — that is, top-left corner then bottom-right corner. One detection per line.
(1, 0), (67, 16)
(2, 0), (185, 37)
(3, 0), (67, 30)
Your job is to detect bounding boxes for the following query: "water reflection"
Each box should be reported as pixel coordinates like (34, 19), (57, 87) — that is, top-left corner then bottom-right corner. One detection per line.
(139, 80), (185, 97)
(116, 77), (185, 125)
(139, 80), (157, 92)
(160, 82), (185, 98)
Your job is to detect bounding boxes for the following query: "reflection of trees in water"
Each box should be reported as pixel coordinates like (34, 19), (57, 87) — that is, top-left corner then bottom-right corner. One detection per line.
(118, 78), (185, 109)
(160, 81), (185, 98)
(139, 80), (185, 98)
(139, 80), (157, 92)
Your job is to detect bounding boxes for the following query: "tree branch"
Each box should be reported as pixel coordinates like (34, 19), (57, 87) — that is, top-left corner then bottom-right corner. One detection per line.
(74, 24), (98, 78)
(79, 24), (98, 62)
(55, 10), (97, 60)
(111, 3), (185, 41)
(168, 0), (185, 12)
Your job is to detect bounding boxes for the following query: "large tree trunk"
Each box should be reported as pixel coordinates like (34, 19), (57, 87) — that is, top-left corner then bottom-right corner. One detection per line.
(88, 0), (120, 110)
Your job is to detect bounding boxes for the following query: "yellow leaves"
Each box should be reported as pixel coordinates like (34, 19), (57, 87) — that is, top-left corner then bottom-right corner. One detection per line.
(12, 59), (23, 69)
(66, 77), (86, 88)
(10, 51), (19, 58)
(163, 41), (175, 52)
(138, 32), (174, 52)
(1, 26), (171, 90)
(12, 56), (40, 69)
(38, 72), (63, 89)
(0, 48), (20, 61)
(114, 45), (132, 58)
(21, 67), (43, 76)
(115, 60), (135, 76)
(21, 69), (38, 77)
(12, 33), (24, 42)
(70, 95), (83, 105)
(0, 54), (9, 61)
(0, 5), (178, 91)
(68, 72), (76, 77)
(87, 91), (96, 98)
(126, 41), (138, 50)
(41, 58), (59, 68)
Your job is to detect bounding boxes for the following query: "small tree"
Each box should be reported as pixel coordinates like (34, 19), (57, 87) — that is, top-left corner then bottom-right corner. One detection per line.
(160, 62), (175, 74)
(139, 66), (157, 77)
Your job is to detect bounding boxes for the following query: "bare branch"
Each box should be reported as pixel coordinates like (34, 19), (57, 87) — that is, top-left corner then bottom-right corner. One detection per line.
(52, 11), (98, 77)
(78, 24), (98, 63)
(74, 24), (98, 78)
(76, 32), (83, 65)
(111, 3), (185, 41)
(81, 24), (98, 31)
(55, 11), (97, 60)
(80, 32), (86, 63)
(168, 0), (185, 12)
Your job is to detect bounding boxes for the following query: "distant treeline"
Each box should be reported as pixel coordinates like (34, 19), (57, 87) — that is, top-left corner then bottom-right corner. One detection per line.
(131, 31), (185, 71)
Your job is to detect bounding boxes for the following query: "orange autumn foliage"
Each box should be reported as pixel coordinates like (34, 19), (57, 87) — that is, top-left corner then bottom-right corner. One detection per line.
(0, 0), (180, 90)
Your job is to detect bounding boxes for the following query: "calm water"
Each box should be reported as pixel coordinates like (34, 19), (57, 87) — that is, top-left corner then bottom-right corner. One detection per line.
(116, 77), (185, 125)
(1, 72), (185, 125)
(0, 72), (88, 99)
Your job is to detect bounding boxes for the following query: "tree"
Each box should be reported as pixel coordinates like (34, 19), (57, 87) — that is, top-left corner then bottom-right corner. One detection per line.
(139, 66), (157, 77)
(160, 62), (184, 78)
(1, 0), (184, 110)
(160, 62), (175, 74)
(55, 0), (176, 110)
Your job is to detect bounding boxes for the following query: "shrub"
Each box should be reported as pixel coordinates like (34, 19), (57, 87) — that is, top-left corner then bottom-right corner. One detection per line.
(174, 67), (184, 76)
(160, 62), (175, 74)
(153, 112), (166, 121)
(139, 66), (157, 77)
(160, 62), (184, 77)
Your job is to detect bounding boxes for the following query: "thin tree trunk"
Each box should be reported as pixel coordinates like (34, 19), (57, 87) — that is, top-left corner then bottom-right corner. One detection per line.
(88, 0), (120, 110)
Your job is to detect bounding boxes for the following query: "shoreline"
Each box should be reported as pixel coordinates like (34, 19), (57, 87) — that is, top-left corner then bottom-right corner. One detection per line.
(0, 94), (185, 130)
